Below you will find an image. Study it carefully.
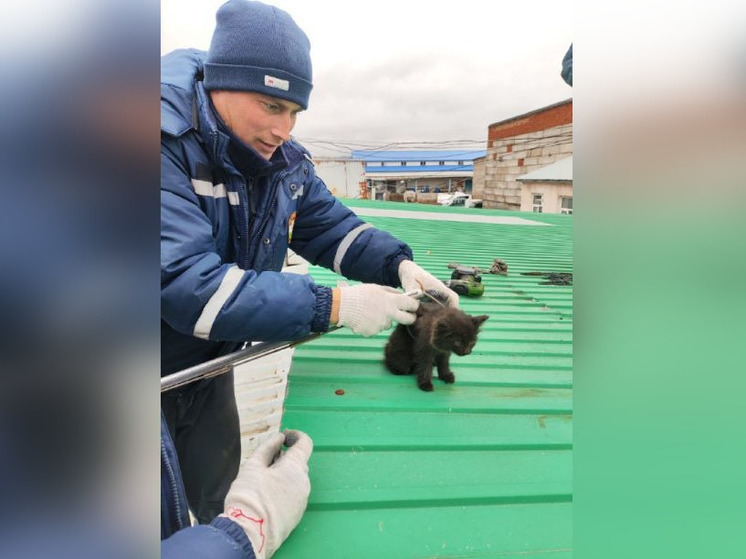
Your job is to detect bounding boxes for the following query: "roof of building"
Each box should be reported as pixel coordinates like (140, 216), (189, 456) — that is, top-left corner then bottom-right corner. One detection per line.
(352, 149), (487, 162)
(351, 150), (487, 177)
(518, 156), (573, 182)
(276, 200), (573, 558)
(488, 98), (572, 129)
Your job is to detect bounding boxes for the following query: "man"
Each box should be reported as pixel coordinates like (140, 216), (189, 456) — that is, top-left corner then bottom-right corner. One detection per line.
(161, 0), (456, 534)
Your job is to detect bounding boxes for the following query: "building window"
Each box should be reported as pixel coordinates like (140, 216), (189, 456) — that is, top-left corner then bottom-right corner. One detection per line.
(532, 194), (543, 213)
(560, 196), (573, 215)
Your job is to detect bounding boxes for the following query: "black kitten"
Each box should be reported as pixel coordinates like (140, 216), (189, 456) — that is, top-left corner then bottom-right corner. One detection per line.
(384, 299), (488, 391)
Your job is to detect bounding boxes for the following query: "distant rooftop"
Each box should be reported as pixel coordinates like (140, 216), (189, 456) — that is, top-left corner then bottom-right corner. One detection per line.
(488, 98), (572, 129)
(353, 149), (486, 161)
(353, 149), (487, 176)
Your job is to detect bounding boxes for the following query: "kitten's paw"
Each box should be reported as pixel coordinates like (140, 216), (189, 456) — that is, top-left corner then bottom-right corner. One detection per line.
(440, 371), (456, 384)
(418, 380), (434, 392)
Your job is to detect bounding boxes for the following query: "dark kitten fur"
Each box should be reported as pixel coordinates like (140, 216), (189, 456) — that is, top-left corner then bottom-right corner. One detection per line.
(384, 300), (488, 391)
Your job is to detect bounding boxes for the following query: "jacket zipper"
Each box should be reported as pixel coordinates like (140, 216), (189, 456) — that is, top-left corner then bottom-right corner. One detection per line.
(161, 439), (185, 531)
(248, 172), (285, 251)
(240, 157), (302, 268)
(244, 177), (255, 268)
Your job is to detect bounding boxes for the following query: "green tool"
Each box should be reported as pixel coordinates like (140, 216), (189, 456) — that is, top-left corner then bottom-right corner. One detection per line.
(444, 260), (508, 297)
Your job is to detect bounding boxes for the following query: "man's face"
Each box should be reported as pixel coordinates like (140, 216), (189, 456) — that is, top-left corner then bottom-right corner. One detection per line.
(209, 90), (303, 160)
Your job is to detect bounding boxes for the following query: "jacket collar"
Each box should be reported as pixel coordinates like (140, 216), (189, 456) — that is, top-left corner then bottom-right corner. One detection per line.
(161, 49), (207, 137)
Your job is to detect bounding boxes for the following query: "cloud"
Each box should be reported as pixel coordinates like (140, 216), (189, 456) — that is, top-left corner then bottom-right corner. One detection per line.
(160, 1), (573, 156)
(295, 49), (572, 154)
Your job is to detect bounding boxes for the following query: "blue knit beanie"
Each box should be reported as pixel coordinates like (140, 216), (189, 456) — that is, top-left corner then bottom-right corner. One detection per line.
(203, 0), (313, 109)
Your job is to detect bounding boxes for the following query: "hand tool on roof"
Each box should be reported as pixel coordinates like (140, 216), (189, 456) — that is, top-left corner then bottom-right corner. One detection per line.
(443, 259), (509, 297)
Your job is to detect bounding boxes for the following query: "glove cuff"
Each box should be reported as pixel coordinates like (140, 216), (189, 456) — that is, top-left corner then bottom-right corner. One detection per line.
(211, 516), (257, 559)
(397, 258), (418, 283)
(337, 287), (364, 329)
(391, 255), (413, 287)
(384, 252), (412, 287)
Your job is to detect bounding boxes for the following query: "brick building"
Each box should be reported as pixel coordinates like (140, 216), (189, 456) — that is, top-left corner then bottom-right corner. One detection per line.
(474, 99), (572, 210)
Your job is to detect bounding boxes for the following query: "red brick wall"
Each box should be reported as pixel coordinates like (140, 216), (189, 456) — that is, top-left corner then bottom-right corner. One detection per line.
(489, 101), (573, 144)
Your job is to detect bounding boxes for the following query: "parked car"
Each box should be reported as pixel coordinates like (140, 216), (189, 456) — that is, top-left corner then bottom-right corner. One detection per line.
(438, 192), (483, 208)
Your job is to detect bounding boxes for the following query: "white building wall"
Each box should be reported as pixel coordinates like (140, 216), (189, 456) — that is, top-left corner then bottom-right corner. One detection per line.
(520, 181), (573, 214)
(314, 159), (365, 198)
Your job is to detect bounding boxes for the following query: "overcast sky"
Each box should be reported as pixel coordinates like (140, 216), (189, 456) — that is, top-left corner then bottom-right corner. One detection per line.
(161, 0), (572, 157)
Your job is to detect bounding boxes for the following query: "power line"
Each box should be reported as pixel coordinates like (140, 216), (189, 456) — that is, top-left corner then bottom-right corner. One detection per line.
(295, 131), (571, 156)
(295, 137), (487, 153)
(298, 138), (486, 146)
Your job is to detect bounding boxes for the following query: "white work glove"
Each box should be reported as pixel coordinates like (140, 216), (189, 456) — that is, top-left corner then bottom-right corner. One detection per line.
(220, 430), (313, 559)
(337, 283), (419, 336)
(398, 259), (459, 308)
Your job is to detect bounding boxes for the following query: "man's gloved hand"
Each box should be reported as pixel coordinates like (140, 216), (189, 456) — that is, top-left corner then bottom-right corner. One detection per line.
(398, 260), (459, 308)
(335, 283), (419, 336)
(220, 430), (313, 559)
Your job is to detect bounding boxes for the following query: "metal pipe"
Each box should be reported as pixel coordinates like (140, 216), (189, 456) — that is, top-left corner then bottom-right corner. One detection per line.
(160, 330), (334, 393)
(160, 290), (422, 392)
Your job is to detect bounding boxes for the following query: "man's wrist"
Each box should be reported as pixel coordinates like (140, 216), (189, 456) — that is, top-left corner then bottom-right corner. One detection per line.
(330, 288), (340, 325)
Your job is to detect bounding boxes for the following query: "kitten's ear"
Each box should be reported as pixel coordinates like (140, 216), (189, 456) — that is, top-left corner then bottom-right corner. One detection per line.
(472, 315), (489, 328)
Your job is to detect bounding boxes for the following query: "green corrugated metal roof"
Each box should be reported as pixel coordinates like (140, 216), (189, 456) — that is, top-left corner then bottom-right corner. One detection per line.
(277, 200), (572, 558)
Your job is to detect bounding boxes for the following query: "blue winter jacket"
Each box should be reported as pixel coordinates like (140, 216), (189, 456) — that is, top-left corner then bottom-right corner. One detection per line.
(161, 49), (412, 375)
(161, 412), (255, 558)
